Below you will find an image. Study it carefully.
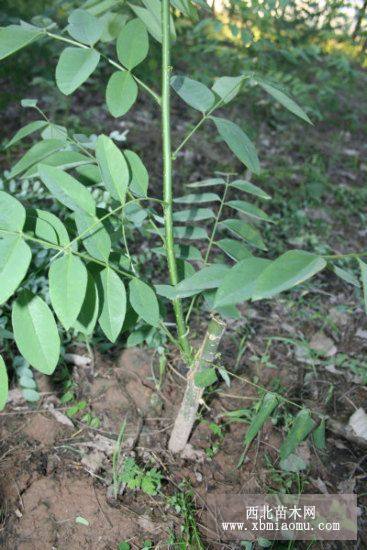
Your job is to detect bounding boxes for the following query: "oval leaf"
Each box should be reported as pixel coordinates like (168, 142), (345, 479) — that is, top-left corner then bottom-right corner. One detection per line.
(25, 209), (72, 249)
(212, 75), (243, 103)
(215, 238), (252, 261)
(0, 26), (42, 61)
(125, 150), (149, 197)
(211, 116), (260, 174)
(39, 164), (96, 215)
(214, 257), (271, 308)
(117, 18), (149, 69)
(6, 120), (48, 149)
(73, 271), (99, 335)
(96, 135), (128, 202)
(98, 268), (126, 342)
(171, 75), (215, 112)
(175, 192), (220, 204)
(49, 254), (88, 329)
(230, 179), (271, 200)
(106, 71), (138, 118)
(173, 264), (229, 299)
(226, 200), (272, 223)
(9, 139), (66, 178)
(0, 191), (26, 231)
(74, 210), (111, 262)
(67, 9), (103, 46)
(0, 236), (32, 305)
(12, 290), (60, 375)
(56, 47), (100, 95)
(255, 78), (311, 124)
(129, 278), (159, 327)
(253, 250), (326, 300)
(220, 219), (267, 251)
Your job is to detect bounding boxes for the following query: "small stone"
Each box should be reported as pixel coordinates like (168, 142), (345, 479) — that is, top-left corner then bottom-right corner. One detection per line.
(309, 332), (337, 357)
(348, 408), (367, 442)
(356, 328), (367, 340)
(81, 450), (105, 474)
(328, 307), (349, 327)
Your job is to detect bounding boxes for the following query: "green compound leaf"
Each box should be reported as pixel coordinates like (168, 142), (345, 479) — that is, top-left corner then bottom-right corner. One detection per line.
(230, 179), (271, 200)
(12, 290), (60, 375)
(0, 191), (26, 231)
(186, 177), (225, 188)
(214, 257), (271, 308)
(129, 278), (160, 327)
(215, 239), (252, 261)
(106, 71), (138, 118)
(175, 192), (221, 204)
(96, 135), (129, 203)
(22, 151), (91, 179)
(10, 139), (66, 178)
(226, 200), (272, 223)
(220, 219), (267, 251)
(252, 250), (327, 300)
(255, 77), (312, 124)
(212, 75), (244, 103)
(117, 18), (149, 69)
(172, 207), (215, 222)
(49, 254), (88, 330)
(25, 209), (72, 249)
(280, 409), (316, 460)
(39, 164), (96, 215)
(74, 210), (111, 262)
(0, 236), (32, 305)
(174, 264), (229, 299)
(73, 271), (99, 336)
(244, 392), (278, 447)
(171, 75), (215, 112)
(125, 150), (149, 197)
(67, 9), (104, 46)
(0, 355), (9, 411)
(0, 26), (43, 61)
(211, 116), (260, 174)
(6, 120), (48, 149)
(98, 267), (126, 342)
(56, 47), (100, 95)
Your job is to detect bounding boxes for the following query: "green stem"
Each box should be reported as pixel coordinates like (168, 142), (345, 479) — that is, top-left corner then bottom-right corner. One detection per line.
(161, 0), (191, 360)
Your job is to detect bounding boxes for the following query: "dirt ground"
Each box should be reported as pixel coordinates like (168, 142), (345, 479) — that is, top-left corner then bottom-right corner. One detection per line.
(1, 293), (367, 549)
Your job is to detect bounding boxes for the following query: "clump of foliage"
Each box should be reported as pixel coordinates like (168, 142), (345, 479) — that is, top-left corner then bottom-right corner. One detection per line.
(0, 0), (366, 456)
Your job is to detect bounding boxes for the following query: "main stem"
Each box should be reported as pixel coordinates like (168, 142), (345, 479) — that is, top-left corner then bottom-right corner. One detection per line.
(161, 0), (191, 359)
